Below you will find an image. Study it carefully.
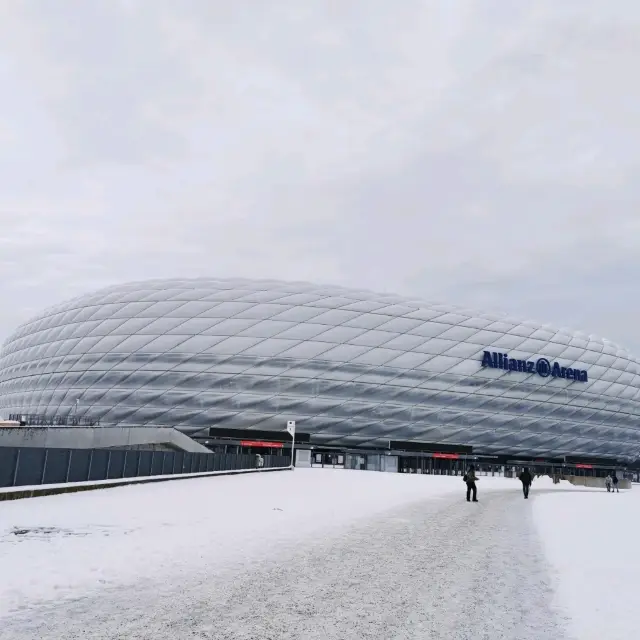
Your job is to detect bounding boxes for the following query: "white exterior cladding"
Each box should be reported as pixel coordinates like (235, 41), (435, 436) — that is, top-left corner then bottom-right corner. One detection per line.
(1, 278), (639, 462)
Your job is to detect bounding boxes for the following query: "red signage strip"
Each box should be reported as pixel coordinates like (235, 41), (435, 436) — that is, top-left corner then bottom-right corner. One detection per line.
(240, 440), (283, 449)
(432, 453), (460, 459)
(575, 463), (593, 469)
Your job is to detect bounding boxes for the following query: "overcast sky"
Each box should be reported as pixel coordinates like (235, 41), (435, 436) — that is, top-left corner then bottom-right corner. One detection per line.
(1, 1), (640, 350)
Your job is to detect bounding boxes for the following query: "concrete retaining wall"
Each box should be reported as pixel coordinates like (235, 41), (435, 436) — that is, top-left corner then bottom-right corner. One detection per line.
(0, 427), (210, 453)
(565, 475), (632, 490)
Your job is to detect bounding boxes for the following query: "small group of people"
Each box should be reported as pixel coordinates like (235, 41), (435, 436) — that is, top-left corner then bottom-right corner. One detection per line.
(463, 465), (534, 502)
(464, 466), (624, 501)
(605, 472), (619, 492)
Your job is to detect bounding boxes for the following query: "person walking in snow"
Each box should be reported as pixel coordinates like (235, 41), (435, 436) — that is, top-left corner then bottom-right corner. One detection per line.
(612, 472), (620, 493)
(605, 474), (612, 492)
(519, 467), (533, 499)
(464, 465), (478, 502)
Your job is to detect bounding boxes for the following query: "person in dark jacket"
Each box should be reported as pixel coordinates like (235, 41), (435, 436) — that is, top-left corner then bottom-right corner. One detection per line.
(612, 472), (620, 493)
(519, 467), (533, 499)
(464, 465), (478, 502)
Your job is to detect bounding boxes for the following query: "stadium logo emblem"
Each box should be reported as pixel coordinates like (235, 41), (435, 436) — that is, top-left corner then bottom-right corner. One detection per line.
(536, 358), (551, 377)
(481, 351), (588, 382)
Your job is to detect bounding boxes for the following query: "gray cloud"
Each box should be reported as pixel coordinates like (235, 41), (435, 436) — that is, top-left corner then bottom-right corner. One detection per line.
(1, 0), (640, 351)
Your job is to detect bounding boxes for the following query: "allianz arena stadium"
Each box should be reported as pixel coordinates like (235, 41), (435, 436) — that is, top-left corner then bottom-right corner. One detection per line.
(1, 277), (640, 464)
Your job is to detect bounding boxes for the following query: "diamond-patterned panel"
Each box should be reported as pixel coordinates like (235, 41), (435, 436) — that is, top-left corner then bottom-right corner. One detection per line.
(1, 277), (640, 461)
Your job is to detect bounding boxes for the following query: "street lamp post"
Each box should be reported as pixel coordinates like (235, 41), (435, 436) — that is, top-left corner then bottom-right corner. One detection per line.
(286, 420), (296, 469)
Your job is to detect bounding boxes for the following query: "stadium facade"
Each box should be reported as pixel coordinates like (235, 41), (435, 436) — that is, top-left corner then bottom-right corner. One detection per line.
(1, 278), (640, 464)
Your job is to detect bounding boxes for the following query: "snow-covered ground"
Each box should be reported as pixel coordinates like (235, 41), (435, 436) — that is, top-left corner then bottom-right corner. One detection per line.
(533, 483), (640, 640)
(0, 469), (635, 639)
(0, 469), (508, 616)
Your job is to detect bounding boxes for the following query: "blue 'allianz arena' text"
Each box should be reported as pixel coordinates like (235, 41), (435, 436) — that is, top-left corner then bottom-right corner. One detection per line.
(481, 351), (588, 382)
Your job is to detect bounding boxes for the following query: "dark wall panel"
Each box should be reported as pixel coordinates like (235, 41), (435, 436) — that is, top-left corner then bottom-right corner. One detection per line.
(0, 446), (290, 488)
(108, 450), (126, 479)
(14, 448), (47, 486)
(89, 450), (109, 481)
(42, 448), (71, 485)
(67, 450), (91, 483)
(0, 448), (18, 487)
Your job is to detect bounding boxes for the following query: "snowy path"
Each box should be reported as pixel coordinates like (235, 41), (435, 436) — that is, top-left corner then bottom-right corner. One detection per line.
(0, 487), (568, 639)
